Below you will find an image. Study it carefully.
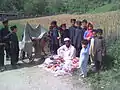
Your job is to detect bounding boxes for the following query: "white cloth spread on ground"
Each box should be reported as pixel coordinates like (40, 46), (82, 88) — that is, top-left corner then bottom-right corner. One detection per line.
(40, 45), (78, 76)
(19, 23), (47, 56)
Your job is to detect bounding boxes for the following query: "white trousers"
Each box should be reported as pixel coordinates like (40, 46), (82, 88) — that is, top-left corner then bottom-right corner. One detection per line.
(79, 58), (89, 76)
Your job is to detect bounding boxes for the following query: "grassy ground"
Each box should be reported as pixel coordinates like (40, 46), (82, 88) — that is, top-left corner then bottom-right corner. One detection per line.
(87, 39), (120, 90)
(88, 4), (116, 14)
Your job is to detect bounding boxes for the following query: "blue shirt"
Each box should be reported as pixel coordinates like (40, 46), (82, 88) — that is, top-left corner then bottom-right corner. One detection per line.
(80, 45), (89, 61)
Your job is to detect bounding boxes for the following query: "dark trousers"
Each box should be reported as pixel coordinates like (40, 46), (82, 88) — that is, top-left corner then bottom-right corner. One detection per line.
(95, 60), (102, 72)
(5, 43), (10, 58)
(76, 47), (82, 57)
(51, 43), (59, 54)
(0, 46), (4, 67)
(11, 52), (19, 65)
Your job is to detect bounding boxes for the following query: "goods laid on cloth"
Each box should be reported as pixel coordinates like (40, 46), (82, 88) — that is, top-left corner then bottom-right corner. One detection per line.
(38, 55), (79, 76)
(19, 23), (48, 58)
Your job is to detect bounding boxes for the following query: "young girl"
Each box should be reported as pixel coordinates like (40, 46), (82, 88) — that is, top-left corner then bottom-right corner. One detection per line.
(79, 40), (89, 77)
(84, 23), (93, 42)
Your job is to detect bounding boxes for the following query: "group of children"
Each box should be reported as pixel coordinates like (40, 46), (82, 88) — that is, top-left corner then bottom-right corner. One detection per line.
(48, 19), (106, 77)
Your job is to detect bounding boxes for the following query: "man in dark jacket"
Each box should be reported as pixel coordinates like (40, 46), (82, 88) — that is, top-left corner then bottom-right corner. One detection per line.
(60, 24), (69, 45)
(50, 21), (59, 54)
(9, 25), (19, 69)
(68, 19), (77, 45)
(0, 19), (11, 60)
(0, 35), (5, 72)
(73, 21), (84, 57)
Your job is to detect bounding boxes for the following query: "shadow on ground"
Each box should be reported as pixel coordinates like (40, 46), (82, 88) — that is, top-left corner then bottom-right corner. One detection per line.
(3, 56), (45, 72)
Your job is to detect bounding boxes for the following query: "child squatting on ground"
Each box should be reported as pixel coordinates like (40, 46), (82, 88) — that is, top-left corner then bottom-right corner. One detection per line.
(79, 40), (89, 78)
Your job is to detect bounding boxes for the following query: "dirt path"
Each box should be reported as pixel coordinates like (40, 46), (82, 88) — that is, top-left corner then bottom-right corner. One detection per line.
(0, 61), (91, 90)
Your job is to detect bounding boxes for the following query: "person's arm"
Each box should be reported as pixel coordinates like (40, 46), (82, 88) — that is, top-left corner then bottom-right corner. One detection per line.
(69, 47), (76, 59)
(102, 38), (106, 56)
(83, 31), (87, 39)
(57, 46), (64, 58)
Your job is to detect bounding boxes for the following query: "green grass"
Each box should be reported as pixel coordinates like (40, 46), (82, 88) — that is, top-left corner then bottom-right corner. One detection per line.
(87, 39), (120, 90)
(88, 4), (116, 14)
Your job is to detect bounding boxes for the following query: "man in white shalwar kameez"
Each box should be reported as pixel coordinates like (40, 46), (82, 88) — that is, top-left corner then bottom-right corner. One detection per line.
(57, 38), (76, 70)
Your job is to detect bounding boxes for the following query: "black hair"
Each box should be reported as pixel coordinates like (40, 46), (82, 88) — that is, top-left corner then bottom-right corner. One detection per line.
(10, 25), (17, 31)
(97, 29), (103, 34)
(51, 21), (57, 25)
(92, 29), (97, 33)
(81, 39), (88, 45)
(88, 23), (93, 28)
(70, 19), (76, 23)
(82, 19), (87, 23)
(76, 20), (82, 25)
(2, 18), (8, 24)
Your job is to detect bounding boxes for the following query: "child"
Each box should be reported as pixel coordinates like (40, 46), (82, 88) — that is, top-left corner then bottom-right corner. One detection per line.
(94, 29), (106, 72)
(89, 30), (97, 66)
(84, 23), (93, 42)
(10, 25), (19, 69)
(79, 40), (89, 77)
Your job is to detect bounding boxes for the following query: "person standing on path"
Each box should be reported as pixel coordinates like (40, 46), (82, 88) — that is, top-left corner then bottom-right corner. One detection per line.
(9, 25), (19, 69)
(79, 40), (89, 78)
(0, 19), (11, 60)
(68, 19), (77, 45)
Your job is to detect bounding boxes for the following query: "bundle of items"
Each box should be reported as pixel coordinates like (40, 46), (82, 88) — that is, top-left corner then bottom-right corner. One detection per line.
(40, 55), (79, 76)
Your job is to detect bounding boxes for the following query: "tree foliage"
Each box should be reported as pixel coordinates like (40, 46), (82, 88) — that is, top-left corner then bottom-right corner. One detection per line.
(0, 0), (119, 15)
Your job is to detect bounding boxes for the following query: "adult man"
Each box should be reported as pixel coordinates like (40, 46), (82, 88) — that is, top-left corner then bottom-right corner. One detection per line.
(57, 38), (76, 61)
(0, 19), (11, 60)
(68, 19), (76, 45)
(9, 25), (19, 69)
(73, 21), (84, 57)
(57, 38), (76, 70)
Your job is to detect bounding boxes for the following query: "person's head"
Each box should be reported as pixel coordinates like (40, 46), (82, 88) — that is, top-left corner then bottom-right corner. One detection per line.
(10, 25), (17, 32)
(81, 39), (88, 48)
(64, 38), (71, 47)
(88, 23), (93, 30)
(97, 29), (103, 36)
(51, 21), (57, 27)
(70, 19), (76, 26)
(92, 29), (97, 37)
(75, 20), (82, 27)
(82, 19), (87, 28)
(60, 24), (66, 30)
(2, 19), (8, 27)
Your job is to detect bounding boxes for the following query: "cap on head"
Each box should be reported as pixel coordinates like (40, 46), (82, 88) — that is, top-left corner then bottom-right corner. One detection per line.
(2, 18), (8, 24)
(10, 25), (17, 31)
(64, 38), (70, 42)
